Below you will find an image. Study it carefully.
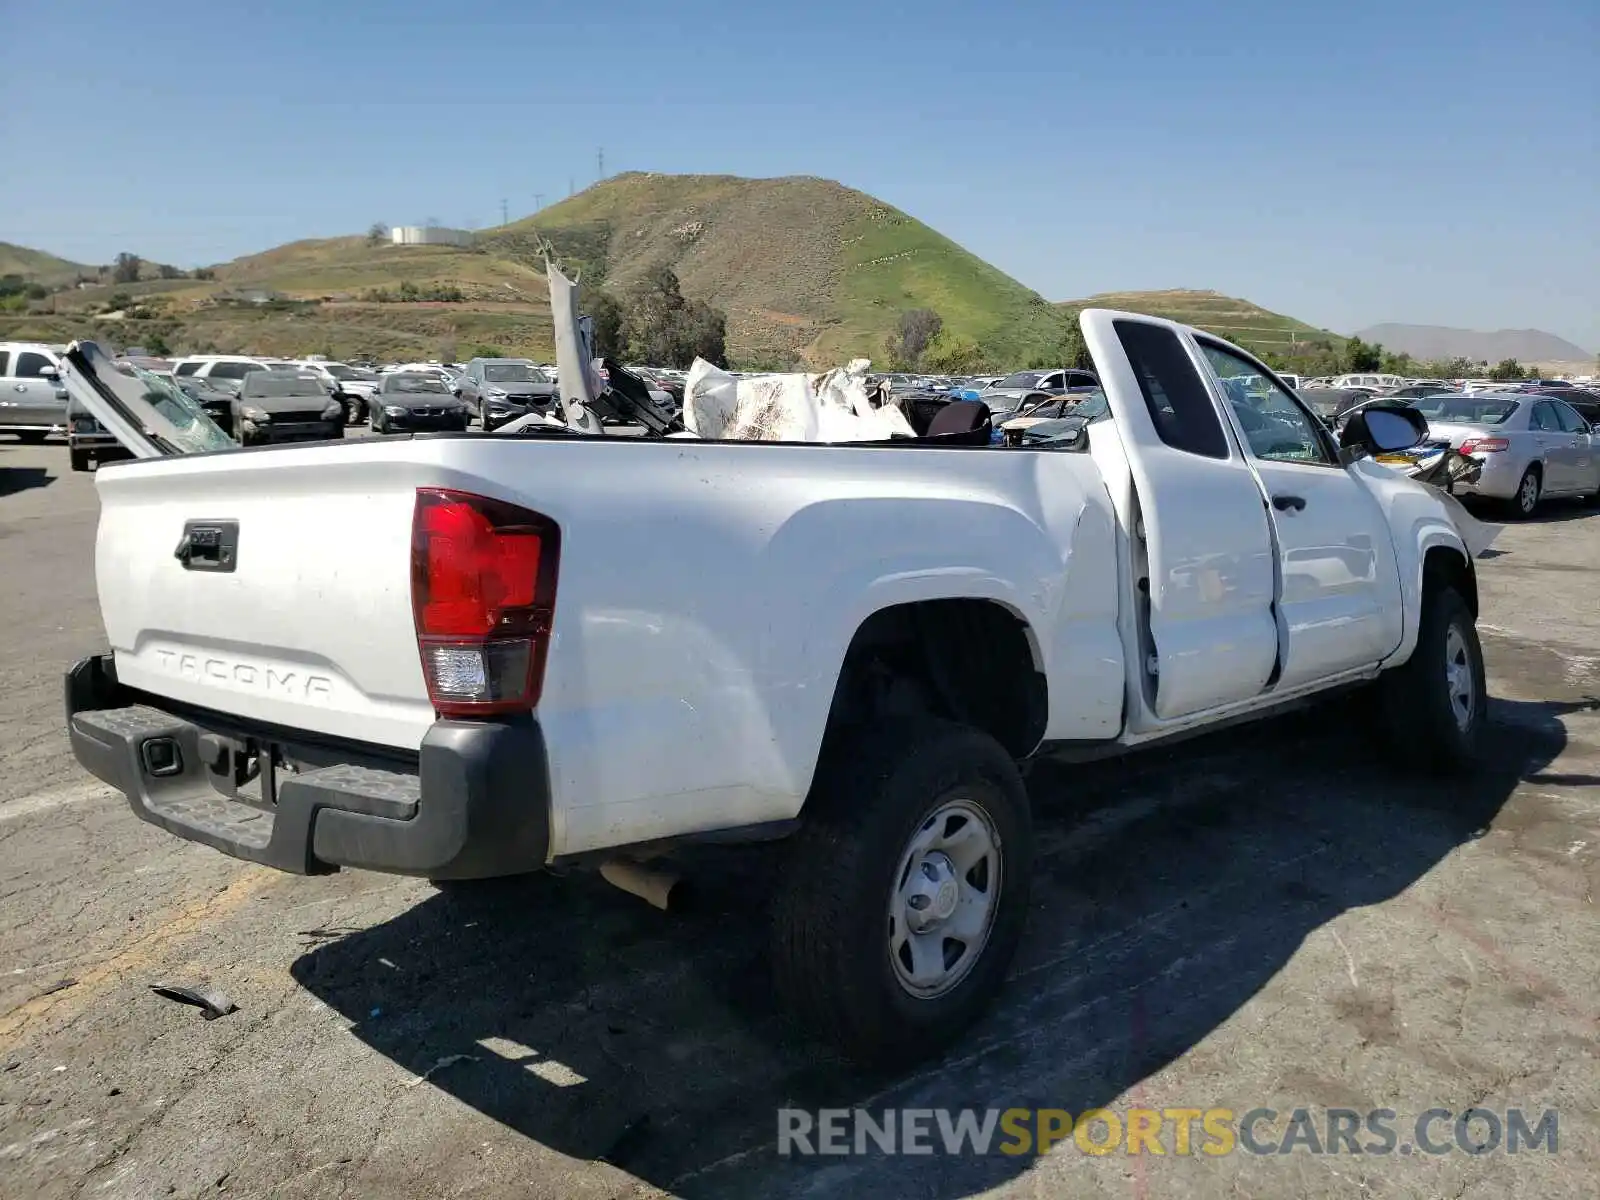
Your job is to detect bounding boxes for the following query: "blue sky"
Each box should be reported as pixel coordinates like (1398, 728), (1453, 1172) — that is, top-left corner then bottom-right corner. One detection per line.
(3, 0), (1596, 348)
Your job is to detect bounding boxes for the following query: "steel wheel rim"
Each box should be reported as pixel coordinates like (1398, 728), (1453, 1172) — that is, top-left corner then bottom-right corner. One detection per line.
(1445, 624), (1476, 732)
(1519, 473), (1538, 513)
(887, 797), (1003, 1000)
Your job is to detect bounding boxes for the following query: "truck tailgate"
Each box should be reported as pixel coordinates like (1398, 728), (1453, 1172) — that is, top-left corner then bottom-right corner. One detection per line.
(94, 445), (435, 749)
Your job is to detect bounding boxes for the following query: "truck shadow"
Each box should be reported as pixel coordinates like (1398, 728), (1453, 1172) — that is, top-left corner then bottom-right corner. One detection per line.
(290, 693), (1572, 1199)
(0, 464), (55, 498)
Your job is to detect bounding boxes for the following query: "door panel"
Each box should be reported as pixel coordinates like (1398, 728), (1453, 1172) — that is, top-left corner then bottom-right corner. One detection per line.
(1080, 310), (1279, 720)
(1529, 402), (1575, 491)
(1194, 340), (1404, 686)
(6, 351), (67, 427)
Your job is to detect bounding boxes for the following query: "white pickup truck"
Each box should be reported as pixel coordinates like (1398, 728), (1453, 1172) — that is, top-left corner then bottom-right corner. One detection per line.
(60, 310), (1487, 1067)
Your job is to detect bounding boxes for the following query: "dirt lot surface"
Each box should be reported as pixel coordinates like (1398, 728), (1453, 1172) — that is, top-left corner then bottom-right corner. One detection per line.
(2, 437), (1596, 1199)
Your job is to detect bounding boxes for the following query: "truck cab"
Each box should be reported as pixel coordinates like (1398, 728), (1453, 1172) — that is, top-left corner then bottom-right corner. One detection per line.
(0, 342), (69, 442)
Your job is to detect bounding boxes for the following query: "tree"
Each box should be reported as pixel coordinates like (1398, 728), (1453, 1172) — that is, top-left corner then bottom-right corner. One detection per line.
(1057, 309), (1092, 372)
(112, 252), (142, 285)
(191, 267), (217, 281)
(367, 223), (389, 246)
(922, 331), (988, 375)
(884, 309), (943, 370)
(1342, 335), (1382, 372)
(587, 289), (625, 358)
(156, 263), (183, 280)
(438, 337), (459, 364)
(616, 266), (728, 368)
(1488, 358), (1528, 381)
(143, 330), (172, 356)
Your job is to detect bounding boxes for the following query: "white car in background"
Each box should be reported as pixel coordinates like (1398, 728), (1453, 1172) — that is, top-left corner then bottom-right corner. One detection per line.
(295, 361), (381, 423)
(1411, 392), (1600, 516)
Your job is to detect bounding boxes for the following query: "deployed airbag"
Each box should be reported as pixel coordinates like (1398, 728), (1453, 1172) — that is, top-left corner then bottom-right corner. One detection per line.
(683, 357), (914, 442)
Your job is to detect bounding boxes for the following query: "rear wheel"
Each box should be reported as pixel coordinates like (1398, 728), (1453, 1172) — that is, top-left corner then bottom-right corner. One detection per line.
(771, 719), (1032, 1067)
(17, 430), (48, 444)
(69, 448), (92, 472)
(1376, 585), (1485, 772)
(1508, 465), (1541, 518)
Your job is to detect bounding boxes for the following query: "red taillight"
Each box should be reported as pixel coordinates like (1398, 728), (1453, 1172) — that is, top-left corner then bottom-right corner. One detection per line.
(1460, 437), (1509, 454)
(411, 488), (559, 717)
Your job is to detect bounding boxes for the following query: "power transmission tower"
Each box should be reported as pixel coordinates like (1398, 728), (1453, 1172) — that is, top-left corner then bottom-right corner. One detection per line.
(535, 193), (545, 210)
(500, 198), (508, 226)
(568, 176), (574, 197)
(597, 147), (604, 180)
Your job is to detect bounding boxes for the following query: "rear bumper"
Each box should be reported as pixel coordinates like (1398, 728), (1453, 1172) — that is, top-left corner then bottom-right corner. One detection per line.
(64, 654), (551, 879)
(1452, 451), (1529, 500)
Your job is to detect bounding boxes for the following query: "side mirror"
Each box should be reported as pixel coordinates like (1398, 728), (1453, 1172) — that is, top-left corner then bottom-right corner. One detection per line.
(39, 366), (61, 380)
(1339, 403), (1428, 460)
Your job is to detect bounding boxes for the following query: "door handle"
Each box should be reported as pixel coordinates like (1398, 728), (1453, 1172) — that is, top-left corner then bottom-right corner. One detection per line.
(1272, 494), (1307, 512)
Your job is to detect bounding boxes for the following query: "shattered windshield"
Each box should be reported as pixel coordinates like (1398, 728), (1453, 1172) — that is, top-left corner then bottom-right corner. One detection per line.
(995, 372), (1043, 390)
(122, 366), (237, 452)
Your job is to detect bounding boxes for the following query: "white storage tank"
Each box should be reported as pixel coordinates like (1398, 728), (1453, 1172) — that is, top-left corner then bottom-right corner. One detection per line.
(390, 226), (474, 247)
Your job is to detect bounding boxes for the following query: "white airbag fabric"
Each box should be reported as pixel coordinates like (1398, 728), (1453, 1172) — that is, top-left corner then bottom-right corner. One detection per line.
(684, 357), (914, 442)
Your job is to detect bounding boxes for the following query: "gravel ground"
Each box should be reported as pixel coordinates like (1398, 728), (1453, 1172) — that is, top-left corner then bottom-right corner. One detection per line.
(1, 437), (1595, 1200)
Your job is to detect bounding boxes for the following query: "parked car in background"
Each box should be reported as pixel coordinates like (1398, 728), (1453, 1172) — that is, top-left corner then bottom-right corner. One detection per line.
(0, 342), (70, 442)
(454, 358), (560, 429)
(1300, 387), (1373, 424)
(1384, 383), (1457, 400)
(296, 361), (381, 424)
(233, 370), (346, 446)
(979, 369), (1100, 413)
(170, 355), (277, 395)
(371, 372), (471, 434)
(1525, 383), (1600, 425)
(1332, 373), (1405, 391)
(1409, 392), (1599, 516)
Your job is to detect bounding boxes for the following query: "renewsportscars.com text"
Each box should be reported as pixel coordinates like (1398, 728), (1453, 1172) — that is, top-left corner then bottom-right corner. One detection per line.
(777, 1107), (1559, 1158)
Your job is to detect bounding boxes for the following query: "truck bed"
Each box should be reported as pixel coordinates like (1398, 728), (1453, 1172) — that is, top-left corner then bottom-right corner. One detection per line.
(91, 432), (1122, 855)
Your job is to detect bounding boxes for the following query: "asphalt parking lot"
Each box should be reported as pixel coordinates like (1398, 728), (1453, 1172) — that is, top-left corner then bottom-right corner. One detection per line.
(1, 437), (1596, 1200)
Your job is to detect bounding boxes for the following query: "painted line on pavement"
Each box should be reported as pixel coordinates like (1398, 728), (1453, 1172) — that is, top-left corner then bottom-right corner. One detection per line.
(0, 780), (114, 824)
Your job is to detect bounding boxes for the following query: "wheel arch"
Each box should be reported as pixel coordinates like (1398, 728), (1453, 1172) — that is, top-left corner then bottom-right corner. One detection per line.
(813, 597), (1049, 777)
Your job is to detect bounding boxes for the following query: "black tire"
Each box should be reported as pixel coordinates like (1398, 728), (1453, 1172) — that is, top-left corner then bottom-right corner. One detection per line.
(771, 718), (1032, 1068)
(1507, 465), (1541, 518)
(1376, 585), (1486, 772)
(17, 430), (48, 444)
(69, 448), (91, 472)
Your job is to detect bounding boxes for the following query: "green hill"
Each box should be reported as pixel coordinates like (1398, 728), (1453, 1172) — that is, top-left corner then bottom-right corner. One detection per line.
(3, 187), (1342, 370)
(1060, 289), (1338, 356)
(0, 243), (95, 287)
(483, 172), (1071, 366)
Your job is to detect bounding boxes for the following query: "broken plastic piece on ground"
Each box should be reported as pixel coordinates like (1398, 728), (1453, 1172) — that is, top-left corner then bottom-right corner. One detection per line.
(149, 982), (238, 1020)
(402, 1053), (479, 1088)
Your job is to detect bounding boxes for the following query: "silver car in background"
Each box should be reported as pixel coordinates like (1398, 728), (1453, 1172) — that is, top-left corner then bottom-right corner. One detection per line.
(1411, 392), (1600, 516)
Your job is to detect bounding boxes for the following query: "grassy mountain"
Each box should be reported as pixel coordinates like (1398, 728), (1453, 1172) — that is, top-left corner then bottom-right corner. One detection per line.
(1060, 289), (1337, 357)
(482, 172), (1071, 366)
(0, 243), (94, 287)
(1355, 323), (1593, 367)
(4, 182), (1345, 370)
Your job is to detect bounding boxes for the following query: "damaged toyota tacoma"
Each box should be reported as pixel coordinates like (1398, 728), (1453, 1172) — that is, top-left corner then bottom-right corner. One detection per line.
(60, 301), (1491, 1067)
